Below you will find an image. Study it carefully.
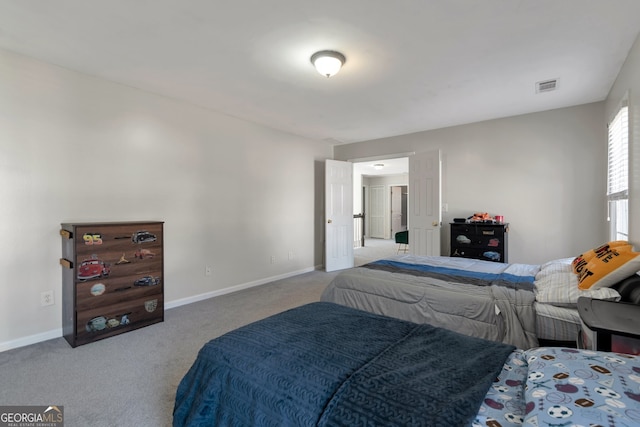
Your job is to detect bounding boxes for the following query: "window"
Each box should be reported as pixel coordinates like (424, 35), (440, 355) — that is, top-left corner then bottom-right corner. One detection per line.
(607, 100), (629, 241)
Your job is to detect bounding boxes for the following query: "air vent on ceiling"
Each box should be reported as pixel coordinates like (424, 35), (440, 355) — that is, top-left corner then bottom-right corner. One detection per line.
(536, 79), (558, 93)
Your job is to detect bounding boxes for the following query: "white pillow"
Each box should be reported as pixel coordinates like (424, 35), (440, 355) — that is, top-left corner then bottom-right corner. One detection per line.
(536, 258), (573, 280)
(534, 260), (621, 307)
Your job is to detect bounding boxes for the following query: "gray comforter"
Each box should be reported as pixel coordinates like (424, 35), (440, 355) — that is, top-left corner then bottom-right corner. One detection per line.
(320, 255), (539, 349)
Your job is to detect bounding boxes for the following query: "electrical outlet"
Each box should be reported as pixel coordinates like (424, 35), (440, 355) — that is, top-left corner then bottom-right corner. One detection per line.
(205, 266), (212, 276)
(270, 255), (276, 264)
(41, 290), (54, 306)
(288, 251), (294, 260)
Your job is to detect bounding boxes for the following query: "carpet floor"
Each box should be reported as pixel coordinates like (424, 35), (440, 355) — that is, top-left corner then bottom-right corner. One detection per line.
(0, 269), (338, 427)
(0, 241), (397, 427)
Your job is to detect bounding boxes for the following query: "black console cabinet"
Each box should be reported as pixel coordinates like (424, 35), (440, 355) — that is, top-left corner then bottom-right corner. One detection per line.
(577, 297), (640, 354)
(450, 223), (509, 263)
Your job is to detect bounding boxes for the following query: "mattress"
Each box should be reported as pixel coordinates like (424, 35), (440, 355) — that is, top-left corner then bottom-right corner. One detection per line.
(534, 301), (582, 342)
(532, 257), (621, 343)
(321, 255), (539, 348)
(323, 255), (620, 346)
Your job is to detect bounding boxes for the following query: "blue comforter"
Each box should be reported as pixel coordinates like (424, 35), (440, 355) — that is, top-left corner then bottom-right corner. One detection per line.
(363, 258), (536, 290)
(173, 302), (515, 427)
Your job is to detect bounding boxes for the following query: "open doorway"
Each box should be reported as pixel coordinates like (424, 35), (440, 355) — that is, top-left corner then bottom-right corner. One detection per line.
(328, 151), (440, 269)
(391, 185), (408, 237)
(352, 157), (409, 264)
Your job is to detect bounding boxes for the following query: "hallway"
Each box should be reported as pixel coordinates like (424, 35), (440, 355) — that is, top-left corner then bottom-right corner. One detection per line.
(354, 238), (400, 266)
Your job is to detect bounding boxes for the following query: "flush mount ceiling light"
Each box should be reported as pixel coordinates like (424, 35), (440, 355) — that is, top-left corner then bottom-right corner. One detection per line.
(310, 50), (346, 78)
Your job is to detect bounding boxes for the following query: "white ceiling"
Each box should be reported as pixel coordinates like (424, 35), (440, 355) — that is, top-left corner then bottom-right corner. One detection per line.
(354, 157), (409, 177)
(1, 1), (639, 145)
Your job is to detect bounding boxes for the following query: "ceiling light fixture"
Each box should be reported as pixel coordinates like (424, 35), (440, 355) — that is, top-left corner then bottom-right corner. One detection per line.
(310, 50), (346, 78)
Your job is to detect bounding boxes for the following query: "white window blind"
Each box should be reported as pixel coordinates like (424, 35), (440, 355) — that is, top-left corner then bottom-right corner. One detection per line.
(607, 104), (628, 199)
(607, 102), (629, 241)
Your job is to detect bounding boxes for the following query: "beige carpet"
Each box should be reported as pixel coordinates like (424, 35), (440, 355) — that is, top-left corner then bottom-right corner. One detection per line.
(0, 269), (338, 427)
(0, 241), (396, 427)
(354, 238), (400, 266)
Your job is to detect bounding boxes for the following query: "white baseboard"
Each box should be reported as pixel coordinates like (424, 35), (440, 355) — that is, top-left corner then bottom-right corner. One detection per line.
(0, 328), (63, 353)
(1, 266), (319, 352)
(165, 266), (317, 309)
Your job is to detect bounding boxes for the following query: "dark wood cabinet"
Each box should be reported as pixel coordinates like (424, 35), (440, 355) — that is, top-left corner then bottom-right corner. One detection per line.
(450, 222), (509, 263)
(60, 221), (164, 347)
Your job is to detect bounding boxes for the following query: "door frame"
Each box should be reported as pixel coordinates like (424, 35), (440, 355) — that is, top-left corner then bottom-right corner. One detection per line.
(390, 185), (408, 238)
(349, 151), (441, 254)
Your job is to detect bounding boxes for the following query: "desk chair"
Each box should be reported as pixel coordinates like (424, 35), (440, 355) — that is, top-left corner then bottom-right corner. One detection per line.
(395, 230), (409, 254)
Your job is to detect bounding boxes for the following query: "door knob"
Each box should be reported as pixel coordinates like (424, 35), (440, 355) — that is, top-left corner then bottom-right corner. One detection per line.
(327, 219), (332, 224)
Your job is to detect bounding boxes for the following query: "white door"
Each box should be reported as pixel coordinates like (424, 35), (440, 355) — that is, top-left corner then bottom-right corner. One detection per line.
(325, 159), (354, 272)
(391, 186), (403, 237)
(369, 185), (385, 238)
(408, 150), (441, 256)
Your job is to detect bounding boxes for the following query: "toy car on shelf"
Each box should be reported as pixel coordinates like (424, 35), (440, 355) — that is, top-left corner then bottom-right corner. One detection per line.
(131, 230), (157, 244)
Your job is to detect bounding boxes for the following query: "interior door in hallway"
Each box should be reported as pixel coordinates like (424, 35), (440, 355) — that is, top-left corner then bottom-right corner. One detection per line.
(325, 159), (354, 272)
(391, 185), (407, 237)
(369, 185), (385, 238)
(408, 150), (441, 256)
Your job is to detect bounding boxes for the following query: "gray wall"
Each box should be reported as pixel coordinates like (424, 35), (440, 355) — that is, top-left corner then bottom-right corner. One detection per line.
(0, 48), (331, 350)
(335, 103), (607, 264)
(606, 33), (640, 246)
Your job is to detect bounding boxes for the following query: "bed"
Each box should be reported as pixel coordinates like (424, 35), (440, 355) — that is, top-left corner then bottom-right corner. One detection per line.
(320, 255), (622, 349)
(173, 302), (640, 427)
